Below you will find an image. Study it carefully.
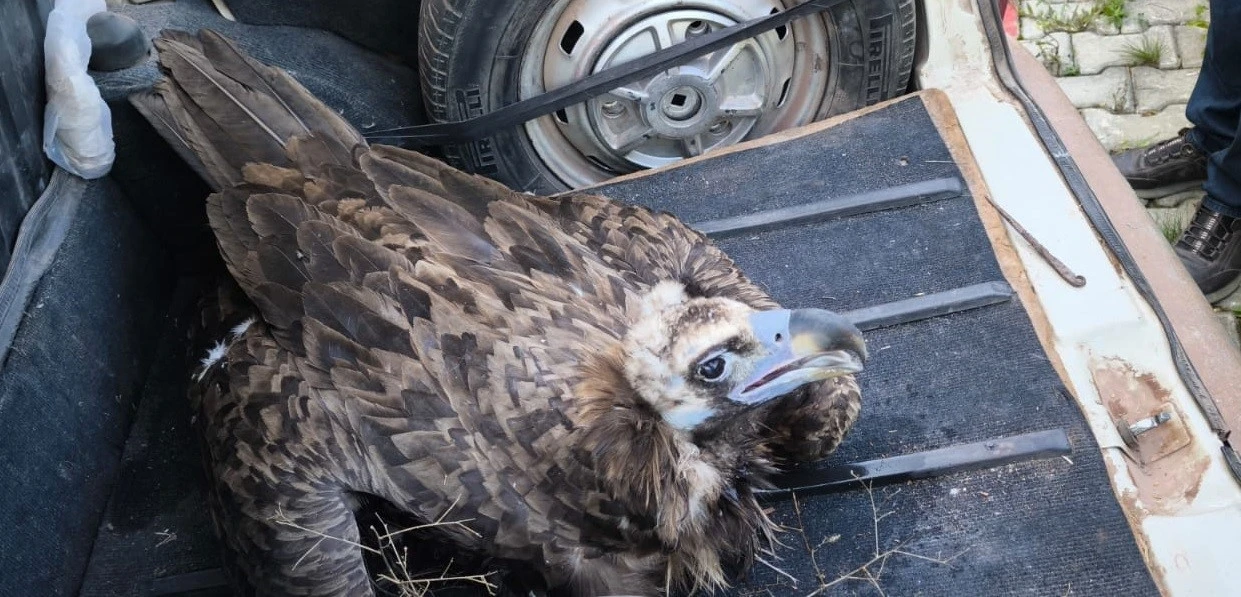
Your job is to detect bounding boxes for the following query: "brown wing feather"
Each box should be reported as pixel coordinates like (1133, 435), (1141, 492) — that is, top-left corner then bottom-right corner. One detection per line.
(130, 29), (362, 191)
(129, 86), (222, 190)
(361, 144), (501, 218)
(192, 326), (378, 595)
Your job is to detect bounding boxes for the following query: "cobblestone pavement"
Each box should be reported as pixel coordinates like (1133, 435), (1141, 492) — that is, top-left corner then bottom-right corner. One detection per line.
(1016, 0), (1240, 344)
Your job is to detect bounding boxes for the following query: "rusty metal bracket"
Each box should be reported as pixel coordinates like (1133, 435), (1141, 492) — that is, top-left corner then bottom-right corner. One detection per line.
(1113, 403), (1192, 465)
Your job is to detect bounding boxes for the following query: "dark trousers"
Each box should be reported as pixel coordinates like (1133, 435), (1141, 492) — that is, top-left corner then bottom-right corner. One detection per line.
(1188, 0), (1241, 216)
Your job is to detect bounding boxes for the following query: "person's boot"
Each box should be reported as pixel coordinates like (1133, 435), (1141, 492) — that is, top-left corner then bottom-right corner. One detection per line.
(1113, 128), (1208, 199)
(1174, 201), (1241, 302)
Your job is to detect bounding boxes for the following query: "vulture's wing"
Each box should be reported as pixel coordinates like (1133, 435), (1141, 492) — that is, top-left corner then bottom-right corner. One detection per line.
(133, 28), (631, 557)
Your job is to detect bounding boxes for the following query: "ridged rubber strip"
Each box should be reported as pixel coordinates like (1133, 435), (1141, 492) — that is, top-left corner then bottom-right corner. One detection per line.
(972, 0), (1241, 481)
(693, 177), (963, 236)
(760, 428), (1073, 499)
(842, 281), (1015, 332)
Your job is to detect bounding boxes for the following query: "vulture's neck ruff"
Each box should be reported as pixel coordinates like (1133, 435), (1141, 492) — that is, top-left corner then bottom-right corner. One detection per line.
(573, 284), (863, 501)
(574, 282), (864, 589)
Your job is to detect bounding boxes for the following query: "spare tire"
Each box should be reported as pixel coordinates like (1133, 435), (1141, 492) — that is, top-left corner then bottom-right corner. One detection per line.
(419, 0), (917, 193)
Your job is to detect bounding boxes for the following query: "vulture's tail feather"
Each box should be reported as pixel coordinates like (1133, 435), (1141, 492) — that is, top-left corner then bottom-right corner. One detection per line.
(129, 29), (364, 191)
(131, 28), (538, 354)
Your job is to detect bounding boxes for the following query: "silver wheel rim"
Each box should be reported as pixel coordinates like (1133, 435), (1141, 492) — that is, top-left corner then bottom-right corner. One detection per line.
(520, 0), (831, 189)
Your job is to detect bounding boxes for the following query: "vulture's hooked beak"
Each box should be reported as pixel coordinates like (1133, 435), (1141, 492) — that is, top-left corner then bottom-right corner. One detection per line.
(730, 309), (867, 406)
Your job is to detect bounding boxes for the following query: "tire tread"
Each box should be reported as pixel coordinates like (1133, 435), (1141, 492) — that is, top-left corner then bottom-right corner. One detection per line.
(893, 0), (917, 98)
(418, 0), (471, 123)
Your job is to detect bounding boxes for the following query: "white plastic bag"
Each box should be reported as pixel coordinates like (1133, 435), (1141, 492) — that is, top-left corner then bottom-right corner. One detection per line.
(43, 0), (114, 179)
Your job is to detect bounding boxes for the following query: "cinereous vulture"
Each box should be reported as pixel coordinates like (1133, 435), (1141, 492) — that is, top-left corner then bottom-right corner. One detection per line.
(131, 29), (866, 597)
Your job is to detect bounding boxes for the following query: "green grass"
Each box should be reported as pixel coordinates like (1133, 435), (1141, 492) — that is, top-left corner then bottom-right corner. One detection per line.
(1188, 3), (1209, 29)
(1152, 202), (1198, 245)
(1098, 0), (1127, 29)
(1030, 36), (1073, 76)
(1020, 2), (1101, 34)
(1019, 0), (1131, 35)
(1122, 36), (1165, 67)
(1159, 215), (1185, 243)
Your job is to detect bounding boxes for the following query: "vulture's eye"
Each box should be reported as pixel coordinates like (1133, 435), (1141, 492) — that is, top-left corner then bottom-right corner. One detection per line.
(695, 356), (729, 382)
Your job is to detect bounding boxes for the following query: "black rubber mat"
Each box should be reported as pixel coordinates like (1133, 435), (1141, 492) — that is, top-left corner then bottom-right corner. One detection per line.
(594, 95), (1158, 596)
(116, 95), (1157, 597)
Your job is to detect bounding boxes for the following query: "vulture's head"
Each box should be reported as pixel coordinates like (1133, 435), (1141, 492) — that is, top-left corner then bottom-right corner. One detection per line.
(623, 282), (867, 432)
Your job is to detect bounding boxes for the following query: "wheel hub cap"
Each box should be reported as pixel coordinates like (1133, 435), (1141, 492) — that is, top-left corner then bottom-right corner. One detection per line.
(658, 85), (705, 123)
(521, 0), (831, 188)
(646, 77), (718, 133)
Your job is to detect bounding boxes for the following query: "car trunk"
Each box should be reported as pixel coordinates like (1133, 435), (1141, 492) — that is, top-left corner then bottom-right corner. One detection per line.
(1, 0), (1235, 595)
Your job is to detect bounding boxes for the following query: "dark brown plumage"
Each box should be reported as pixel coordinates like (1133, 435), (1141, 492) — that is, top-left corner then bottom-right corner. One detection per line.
(132, 29), (866, 596)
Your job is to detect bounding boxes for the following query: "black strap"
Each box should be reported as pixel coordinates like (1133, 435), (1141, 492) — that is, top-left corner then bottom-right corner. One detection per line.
(364, 0), (846, 145)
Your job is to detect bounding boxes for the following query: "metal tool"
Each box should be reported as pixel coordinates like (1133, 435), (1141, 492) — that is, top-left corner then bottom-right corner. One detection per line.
(981, 194), (1087, 288)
